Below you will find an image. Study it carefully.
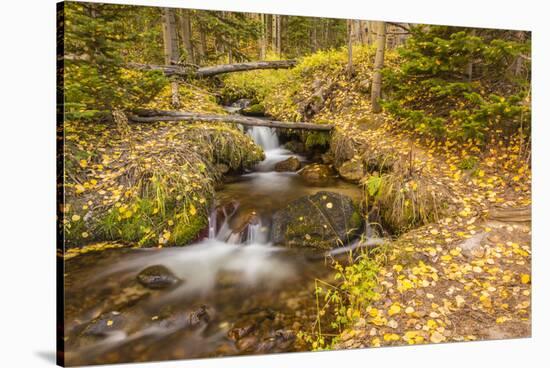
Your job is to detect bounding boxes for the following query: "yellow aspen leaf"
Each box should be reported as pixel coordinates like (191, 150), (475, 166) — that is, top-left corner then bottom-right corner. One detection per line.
(388, 304), (401, 316)
(81, 232), (89, 238)
(168, 220), (174, 226)
(189, 204), (197, 216)
(392, 264), (403, 272)
(71, 214), (81, 222)
(520, 274), (530, 284)
(455, 295), (465, 307)
(75, 184), (85, 194)
(405, 306), (415, 314)
(383, 333), (400, 342)
(79, 160), (88, 168)
(496, 316), (510, 324)
(430, 331), (446, 343)
(106, 320), (113, 327)
(326, 202), (333, 209)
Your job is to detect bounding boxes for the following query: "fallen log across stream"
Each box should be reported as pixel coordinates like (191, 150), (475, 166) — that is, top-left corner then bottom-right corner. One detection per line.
(129, 59), (296, 78)
(128, 109), (334, 131)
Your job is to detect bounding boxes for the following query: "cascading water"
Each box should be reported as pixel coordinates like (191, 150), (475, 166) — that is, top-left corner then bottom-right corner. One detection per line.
(248, 126), (280, 150)
(63, 120), (366, 366)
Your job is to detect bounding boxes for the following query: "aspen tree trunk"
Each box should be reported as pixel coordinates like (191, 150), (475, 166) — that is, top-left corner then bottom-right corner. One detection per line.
(276, 15), (282, 57)
(347, 19), (353, 79)
(199, 27), (207, 63)
(324, 19), (330, 47)
(367, 21), (375, 45)
(359, 20), (368, 44)
(312, 23), (318, 52)
(162, 8), (181, 108)
(259, 14), (266, 59)
(371, 21), (386, 113)
(265, 14), (273, 52)
(271, 15), (277, 53)
(178, 9), (194, 64)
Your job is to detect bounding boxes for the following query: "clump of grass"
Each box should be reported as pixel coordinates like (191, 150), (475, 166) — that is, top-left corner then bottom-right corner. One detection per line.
(63, 118), (264, 248)
(305, 131), (330, 150)
(363, 172), (452, 233)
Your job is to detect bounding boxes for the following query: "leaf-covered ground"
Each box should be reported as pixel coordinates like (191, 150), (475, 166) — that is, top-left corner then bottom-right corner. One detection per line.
(300, 70), (531, 349)
(223, 44), (531, 349)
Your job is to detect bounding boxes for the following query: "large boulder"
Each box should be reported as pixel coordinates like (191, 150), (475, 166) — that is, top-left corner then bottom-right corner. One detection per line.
(298, 163), (334, 186)
(274, 156), (301, 172)
(271, 191), (362, 249)
(338, 158), (365, 182)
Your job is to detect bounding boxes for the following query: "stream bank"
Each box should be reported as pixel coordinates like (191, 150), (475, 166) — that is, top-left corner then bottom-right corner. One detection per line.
(63, 118), (374, 365)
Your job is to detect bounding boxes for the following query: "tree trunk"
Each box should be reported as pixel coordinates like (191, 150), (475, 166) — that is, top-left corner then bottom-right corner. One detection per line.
(371, 21), (386, 113)
(276, 15), (282, 57)
(162, 8), (180, 109)
(162, 8), (180, 64)
(259, 14), (266, 59)
(178, 9), (194, 64)
(128, 110), (334, 131)
(199, 26), (207, 63)
(347, 19), (353, 79)
(265, 14), (273, 52)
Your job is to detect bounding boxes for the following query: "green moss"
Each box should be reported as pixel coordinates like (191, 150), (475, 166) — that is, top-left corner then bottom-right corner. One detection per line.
(305, 131), (330, 150)
(349, 210), (362, 231)
(172, 215), (208, 245)
(241, 103), (265, 116)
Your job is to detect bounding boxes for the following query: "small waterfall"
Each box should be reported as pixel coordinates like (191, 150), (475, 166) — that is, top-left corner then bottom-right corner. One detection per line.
(248, 126), (280, 151)
(208, 203), (269, 245)
(246, 222), (268, 245)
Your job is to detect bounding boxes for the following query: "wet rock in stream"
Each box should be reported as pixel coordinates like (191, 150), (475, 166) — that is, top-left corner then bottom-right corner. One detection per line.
(136, 265), (182, 290)
(274, 156), (301, 172)
(272, 191), (362, 249)
(82, 311), (126, 337)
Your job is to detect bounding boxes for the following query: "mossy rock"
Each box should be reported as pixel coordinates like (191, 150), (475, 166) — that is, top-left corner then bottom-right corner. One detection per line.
(241, 103), (265, 117)
(338, 158), (365, 182)
(271, 191), (362, 250)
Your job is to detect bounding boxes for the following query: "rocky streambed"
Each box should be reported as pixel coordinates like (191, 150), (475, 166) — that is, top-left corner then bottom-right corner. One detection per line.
(63, 123), (376, 366)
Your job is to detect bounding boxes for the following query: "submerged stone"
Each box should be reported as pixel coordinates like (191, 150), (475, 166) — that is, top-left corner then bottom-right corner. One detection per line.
(136, 265), (181, 289)
(271, 191), (362, 249)
(298, 163), (334, 185)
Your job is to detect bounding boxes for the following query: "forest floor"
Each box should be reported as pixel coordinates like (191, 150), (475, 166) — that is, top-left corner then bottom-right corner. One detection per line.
(312, 92), (532, 348)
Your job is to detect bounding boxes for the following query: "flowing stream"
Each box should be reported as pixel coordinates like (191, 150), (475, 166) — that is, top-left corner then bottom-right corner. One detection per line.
(63, 125), (363, 366)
